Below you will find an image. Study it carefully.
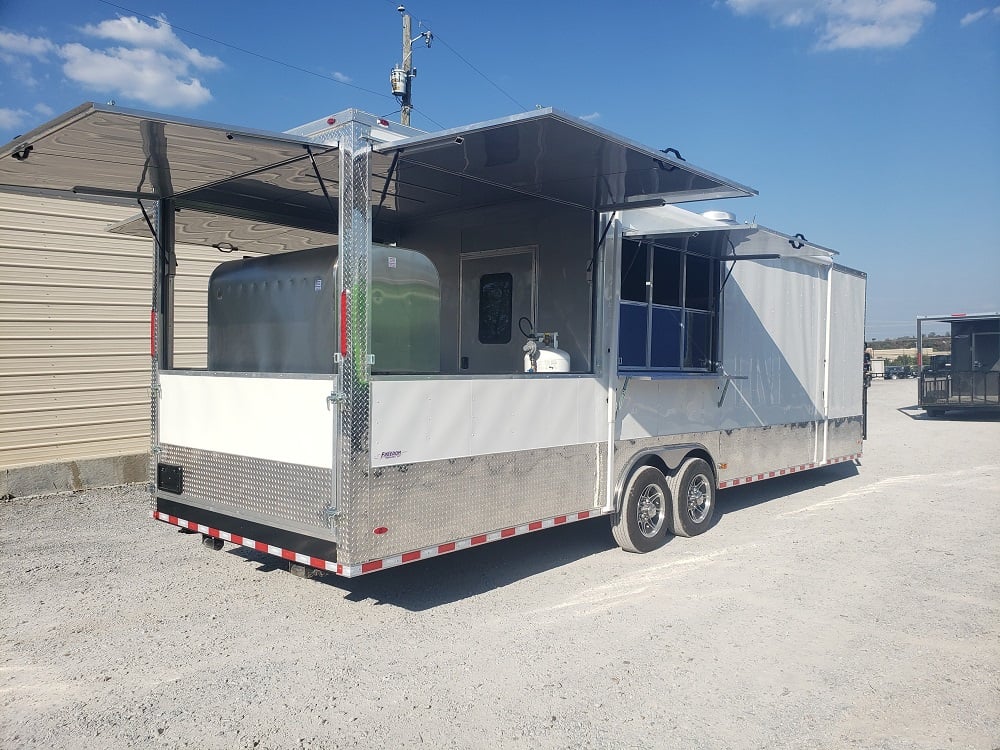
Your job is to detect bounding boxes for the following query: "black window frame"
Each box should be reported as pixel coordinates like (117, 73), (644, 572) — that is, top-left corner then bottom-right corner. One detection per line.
(617, 239), (720, 373)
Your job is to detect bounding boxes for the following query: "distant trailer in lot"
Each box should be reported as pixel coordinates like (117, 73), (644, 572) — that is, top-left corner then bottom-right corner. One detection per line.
(0, 104), (866, 577)
(917, 313), (1000, 417)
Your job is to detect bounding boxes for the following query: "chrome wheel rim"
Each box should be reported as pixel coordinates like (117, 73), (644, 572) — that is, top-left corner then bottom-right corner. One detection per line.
(636, 484), (665, 538)
(686, 474), (712, 524)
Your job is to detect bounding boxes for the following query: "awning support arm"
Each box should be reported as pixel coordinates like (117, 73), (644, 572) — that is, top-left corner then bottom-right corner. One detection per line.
(306, 145), (339, 226)
(587, 211), (617, 275)
(373, 150), (400, 226)
(138, 199), (175, 276)
(719, 237), (781, 292)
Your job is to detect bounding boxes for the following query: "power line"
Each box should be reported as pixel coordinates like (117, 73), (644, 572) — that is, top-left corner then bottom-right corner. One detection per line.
(409, 106), (445, 130)
(93, 0), (394, 101)
(430, 31), (527, 111)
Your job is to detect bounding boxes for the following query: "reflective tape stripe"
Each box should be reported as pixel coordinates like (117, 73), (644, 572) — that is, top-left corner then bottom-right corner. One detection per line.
(153, 506), (602, 578)
(717, 453), (861, 489)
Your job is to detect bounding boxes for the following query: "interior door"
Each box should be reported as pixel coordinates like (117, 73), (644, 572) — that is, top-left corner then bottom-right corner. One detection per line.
(459, 248), (536, 374)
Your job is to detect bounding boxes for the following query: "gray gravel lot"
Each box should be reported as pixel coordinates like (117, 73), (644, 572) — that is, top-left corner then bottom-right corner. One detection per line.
(2, 380), (998, 750)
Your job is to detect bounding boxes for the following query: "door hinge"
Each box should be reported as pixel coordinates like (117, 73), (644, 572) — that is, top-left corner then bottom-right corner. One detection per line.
(327, 391), (345, 409)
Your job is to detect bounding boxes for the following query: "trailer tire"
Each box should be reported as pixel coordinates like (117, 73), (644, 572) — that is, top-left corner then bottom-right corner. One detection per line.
(668, 458), (716, 538)
(612, 466), (672, 554)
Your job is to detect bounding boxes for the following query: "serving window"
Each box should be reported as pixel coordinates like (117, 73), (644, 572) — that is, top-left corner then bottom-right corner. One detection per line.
(618, 239), (719, 372)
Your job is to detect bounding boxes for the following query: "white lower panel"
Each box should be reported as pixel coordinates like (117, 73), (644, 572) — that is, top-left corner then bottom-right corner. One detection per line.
(617, 377), (722, 439)
(370, 376), (605, 466)
(159, 373), (333, 468)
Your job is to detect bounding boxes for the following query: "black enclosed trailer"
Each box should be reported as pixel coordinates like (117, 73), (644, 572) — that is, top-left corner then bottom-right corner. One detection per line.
(917, 313), (1000, 417)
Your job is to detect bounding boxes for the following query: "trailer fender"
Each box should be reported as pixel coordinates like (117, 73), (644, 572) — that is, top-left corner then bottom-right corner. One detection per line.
(613, 443), (716, 514)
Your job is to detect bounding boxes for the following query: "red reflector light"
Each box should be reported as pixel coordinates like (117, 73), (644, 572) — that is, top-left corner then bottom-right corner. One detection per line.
(326, 117), (336, 125)
(376, 118), (389, 127)
(373, 526), (388, 535)
(340, 290), (348, 356)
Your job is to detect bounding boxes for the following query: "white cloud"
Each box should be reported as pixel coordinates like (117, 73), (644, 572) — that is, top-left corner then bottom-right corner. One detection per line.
(725, 0), (936, 50)
(579, 111), (601, 122)
(0, 107), (31, 129)
(59, 42), (213, 108)
(0, 30), (55, 87)
(0, 30), (56, 59)
(0, 16), (221, 109)
(33, 103), (55, 116)
(81, 15), (221, 70)
(332, 71), (352, 83)
(960, 6), (1000, 25)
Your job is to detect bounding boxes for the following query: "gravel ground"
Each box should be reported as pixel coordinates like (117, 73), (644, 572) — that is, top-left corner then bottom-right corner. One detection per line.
(2, 380), (998, 750)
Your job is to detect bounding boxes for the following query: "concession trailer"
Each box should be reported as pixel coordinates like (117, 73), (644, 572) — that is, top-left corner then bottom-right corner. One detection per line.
(0, 104), (866, 576)
(917, 313), (1000, 417)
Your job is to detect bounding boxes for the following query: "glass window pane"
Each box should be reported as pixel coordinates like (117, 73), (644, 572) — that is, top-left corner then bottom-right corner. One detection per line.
(685, 254), (714, 311)
(478, 273), (512, 344)
(620, 240), (648, 303)
(650, 307), (682, 368)
(684, 311), (713, 369)
(652, 247), (682, 307)
(618, 303), (648, 367)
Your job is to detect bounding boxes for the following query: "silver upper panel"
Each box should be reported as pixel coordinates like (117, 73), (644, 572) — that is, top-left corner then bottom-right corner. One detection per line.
(0, 102), (337, 200)
(373, 108), (756, 213)
(622, 205), (838, 261)
(730, 225), (837, 259)
(3, 104), (752, 244)
(621, 204), (739, 236)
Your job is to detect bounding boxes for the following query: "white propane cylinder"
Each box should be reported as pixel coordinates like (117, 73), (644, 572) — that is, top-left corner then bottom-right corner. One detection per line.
(525, 345), (571, 373)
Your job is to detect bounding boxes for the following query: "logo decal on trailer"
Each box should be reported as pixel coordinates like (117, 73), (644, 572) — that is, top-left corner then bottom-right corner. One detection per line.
(379, 450), (403, 459)
(314, 278), (323, 291)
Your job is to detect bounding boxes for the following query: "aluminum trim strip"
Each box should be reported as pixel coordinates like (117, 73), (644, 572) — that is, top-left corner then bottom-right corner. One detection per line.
(718, 452), (861, 489)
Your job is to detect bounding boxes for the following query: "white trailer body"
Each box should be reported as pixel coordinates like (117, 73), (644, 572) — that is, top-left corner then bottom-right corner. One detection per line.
(0, 105), (866, 576)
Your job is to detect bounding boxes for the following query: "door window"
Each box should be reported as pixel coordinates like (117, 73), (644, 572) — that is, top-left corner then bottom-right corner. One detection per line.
(478, 273), (513, 344)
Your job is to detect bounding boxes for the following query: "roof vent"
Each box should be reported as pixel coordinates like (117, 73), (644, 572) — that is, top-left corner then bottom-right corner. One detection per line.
(701, 210), (738, 224)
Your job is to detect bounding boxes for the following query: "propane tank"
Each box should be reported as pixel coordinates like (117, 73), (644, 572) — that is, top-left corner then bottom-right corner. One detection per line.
(523, 331), (571, 373)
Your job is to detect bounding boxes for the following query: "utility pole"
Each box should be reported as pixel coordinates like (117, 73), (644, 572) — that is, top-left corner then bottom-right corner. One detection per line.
(391, 5), (432, 126)
(400, 9), (413, 126)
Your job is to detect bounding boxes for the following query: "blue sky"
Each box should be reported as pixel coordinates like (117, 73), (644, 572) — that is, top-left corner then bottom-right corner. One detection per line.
(1, 0), (998, 339)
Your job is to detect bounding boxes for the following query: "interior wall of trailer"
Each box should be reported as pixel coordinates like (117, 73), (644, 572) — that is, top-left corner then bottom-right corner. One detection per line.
(393, 199), (595, 374)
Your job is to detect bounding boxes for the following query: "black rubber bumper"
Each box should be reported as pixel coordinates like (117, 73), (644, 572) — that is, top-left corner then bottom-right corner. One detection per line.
(155, 496), (338, 561)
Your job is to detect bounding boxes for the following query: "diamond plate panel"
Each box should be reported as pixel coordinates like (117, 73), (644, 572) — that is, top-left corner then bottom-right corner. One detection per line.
(361, 442), (605, 563)
(329, 119), (374, 562)
(159, 444), (334, 538)
(149, 202), (161, 509)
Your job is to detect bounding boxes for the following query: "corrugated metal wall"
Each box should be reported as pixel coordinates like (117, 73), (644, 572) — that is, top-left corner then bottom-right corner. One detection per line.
(0, 191), (228, 471)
